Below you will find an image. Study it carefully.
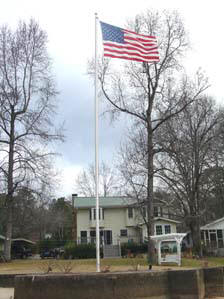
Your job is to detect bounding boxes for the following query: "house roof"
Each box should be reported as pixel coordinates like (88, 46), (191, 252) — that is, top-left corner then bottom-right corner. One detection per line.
(138, 217), (180, 226)
(201, 217), (224, 230)
(12, 238), (35, 245)
(154, 217), (181, 224)
(74, 196), (135, 208)
(0, 236), (35, 244)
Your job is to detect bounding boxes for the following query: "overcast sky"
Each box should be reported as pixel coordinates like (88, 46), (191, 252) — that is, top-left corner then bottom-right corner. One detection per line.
(1, 0), (224, 197)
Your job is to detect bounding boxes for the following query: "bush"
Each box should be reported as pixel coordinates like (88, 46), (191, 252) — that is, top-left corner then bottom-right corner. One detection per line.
(64, 243), (98, 259)
(121, 242), (147, 257)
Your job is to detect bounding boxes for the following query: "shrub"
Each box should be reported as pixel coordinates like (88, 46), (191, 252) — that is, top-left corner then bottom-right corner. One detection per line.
(64, 243), (98, 259)
(121, 242), (147, 257)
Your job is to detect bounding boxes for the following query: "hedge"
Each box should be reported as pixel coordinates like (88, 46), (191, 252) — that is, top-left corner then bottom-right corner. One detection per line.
(121, 242), (147, 257)
(64, 242), (102, 259)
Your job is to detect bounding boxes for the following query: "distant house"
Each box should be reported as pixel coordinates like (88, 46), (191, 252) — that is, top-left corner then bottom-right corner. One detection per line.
(180, 217), (224, 256)
(201, 217), (224, 253)
(74, 196), (180, 246)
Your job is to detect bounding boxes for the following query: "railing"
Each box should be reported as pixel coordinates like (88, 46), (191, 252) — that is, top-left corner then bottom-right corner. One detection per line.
(77, 235), (141, 245)
(77, 237), (111, 245)
(117, 235), (141, 244)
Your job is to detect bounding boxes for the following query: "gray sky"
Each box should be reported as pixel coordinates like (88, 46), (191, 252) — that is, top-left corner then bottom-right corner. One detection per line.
(1, 0), (224, 197)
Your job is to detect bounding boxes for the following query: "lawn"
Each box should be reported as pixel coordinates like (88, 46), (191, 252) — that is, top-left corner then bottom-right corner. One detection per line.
(0, 257), (223, 274)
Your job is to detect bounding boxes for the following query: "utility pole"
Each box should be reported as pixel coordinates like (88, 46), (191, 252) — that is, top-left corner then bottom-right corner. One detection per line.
(71, 194), (78, 244)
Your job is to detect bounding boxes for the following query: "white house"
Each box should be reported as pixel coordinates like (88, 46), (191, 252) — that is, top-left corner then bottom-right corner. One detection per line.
(201, 217), (224, 252)
(74, 196), (180, 246)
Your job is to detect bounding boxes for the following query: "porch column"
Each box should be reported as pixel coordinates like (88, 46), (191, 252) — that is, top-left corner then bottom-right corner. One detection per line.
(216, 230), (218, 249)
(222, 230), (224, 248)
(158, 241), (161, 265)
(208, 230), (211, 249)
(203, 230), (206, 246)
(176, 239), (181, 266)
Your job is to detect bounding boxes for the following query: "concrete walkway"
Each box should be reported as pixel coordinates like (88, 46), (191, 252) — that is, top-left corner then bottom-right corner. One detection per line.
(0, 288), (14, 299)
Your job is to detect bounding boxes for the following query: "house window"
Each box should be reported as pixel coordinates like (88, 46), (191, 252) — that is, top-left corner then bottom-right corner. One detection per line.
(217, 230), (223, 248)
(217, 230), (223, 239)
(165, 225), (171, 234)
(142, 207), (146, 218)
(154, 206), (163, 217)
(80, 231), (87, 244)
(156, 225), (162, 235)
(120, 229), (128, 237)
(89, 208), (104, 220)
(128, 207), (133, 219)
(154, 206), (159, 217)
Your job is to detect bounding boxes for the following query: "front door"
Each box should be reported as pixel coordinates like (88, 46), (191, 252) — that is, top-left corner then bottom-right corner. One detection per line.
(209, 232), (217, 248)
(104, 230), (112, 245)
(90, 230), (96, 244)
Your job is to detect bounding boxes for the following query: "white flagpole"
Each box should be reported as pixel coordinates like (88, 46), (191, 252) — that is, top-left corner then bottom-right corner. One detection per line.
(95, 12), (100, 273)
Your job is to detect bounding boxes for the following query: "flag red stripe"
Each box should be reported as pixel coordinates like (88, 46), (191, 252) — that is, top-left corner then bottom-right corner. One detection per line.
(123, 29), (156, 39)
(104, 40), (157, 52)
(128, 42), (157, 52)
(104, 48), (159, 60)
(104, 48), (159, 58)
(125, 35), (157, 44)
(104, 53), (159, 62)
(103, 42), (159, 54)
(124, 39), (158, 48)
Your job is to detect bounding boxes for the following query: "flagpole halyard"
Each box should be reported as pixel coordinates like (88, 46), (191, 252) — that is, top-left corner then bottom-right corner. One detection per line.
(95, 12), (100, 273)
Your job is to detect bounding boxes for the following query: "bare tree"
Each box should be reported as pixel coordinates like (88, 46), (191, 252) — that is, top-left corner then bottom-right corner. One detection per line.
(95, 10), (208, 263)
(0, 19), (64, 260)
(75, 161), (120, 197)
(47, 197), (73, 241)
(156, 96), (224, 256)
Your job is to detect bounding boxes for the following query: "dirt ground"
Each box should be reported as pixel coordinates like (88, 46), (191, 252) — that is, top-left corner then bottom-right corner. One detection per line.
(0, 261), (190, 274)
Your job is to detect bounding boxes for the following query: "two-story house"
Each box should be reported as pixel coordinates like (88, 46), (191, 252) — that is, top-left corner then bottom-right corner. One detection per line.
(74, 196), (180, 245)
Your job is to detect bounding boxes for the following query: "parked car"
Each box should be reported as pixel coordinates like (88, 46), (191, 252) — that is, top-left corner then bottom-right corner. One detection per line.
(54, 247), (65, 257)
(40, 249), (57, 259)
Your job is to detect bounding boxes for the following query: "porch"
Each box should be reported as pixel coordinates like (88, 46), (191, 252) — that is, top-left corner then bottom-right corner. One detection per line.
(201, 229), (224, 253)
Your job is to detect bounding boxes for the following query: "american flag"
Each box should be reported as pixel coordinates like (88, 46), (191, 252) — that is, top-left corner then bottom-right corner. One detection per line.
(100, 21), (159, 63)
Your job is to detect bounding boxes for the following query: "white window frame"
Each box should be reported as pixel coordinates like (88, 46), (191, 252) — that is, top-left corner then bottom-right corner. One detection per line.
(128, 207), (133, 219)
(120, 229), (128, 237)
(90, 208), (104, 220)
(165, 224), (171, 234)
(156, 225), (163, 235)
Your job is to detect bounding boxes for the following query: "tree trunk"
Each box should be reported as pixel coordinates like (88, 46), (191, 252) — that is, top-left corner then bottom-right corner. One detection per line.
(4, 203), (13, 261)
(189, 217), (202, 257)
